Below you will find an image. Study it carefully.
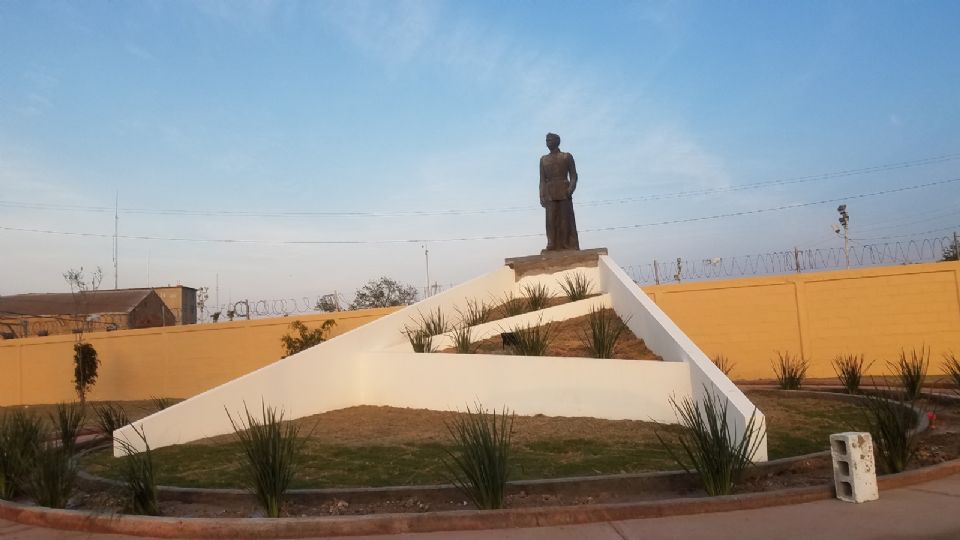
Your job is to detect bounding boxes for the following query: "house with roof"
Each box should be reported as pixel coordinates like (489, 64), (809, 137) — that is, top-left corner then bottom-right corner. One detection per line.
(0, 289), (176, 338)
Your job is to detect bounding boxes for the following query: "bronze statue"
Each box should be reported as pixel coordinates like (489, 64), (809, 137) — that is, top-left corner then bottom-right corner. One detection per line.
(539, 133), (580, 251)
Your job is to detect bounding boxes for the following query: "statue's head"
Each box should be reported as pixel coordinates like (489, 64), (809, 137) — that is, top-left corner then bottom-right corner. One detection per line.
(545, 132), (560, 151)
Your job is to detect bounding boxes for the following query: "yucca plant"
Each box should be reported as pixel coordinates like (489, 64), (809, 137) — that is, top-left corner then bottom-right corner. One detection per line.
(415, 307), (449, 337)
(27, 445), (77, 508)
(457, 299), (492, 326)
(558, 272), (593, 301)
(772, 351), (809, 390)
(226, 403), (304, 518)
(505, 319), (554, 356)
(151, 396), (174, 411)
(859, 390), (918, 473)
(0, 409), (44, 499)
(889, 347), (929, 401)
(656, 389), (762, 496)
(522, 283), (552, 311)
(944, 352), (960, 387)
(500, 291), (528, 318)
(443, 403), (514, 510)
(116, 424), (159, 516)
(712, 354), (736, 377)
(451, 324), (475, 354)
(580, 307), (628, 359)
(404, 327), (435, 353)
(832, 354), (873, 394)
(50, 402), (85, 454)
(93, 402), (130, 436)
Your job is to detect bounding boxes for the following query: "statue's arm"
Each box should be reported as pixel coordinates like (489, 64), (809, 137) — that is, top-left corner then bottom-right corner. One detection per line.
(539, 157), (547, 207)
(567, 153), (578, 196)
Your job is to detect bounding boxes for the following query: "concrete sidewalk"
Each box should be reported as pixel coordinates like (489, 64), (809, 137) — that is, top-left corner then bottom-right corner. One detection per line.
(2, 475), (958, 540)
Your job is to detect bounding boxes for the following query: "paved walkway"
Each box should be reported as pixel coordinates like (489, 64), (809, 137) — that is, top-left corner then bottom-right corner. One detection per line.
(2, 475), (958, 540)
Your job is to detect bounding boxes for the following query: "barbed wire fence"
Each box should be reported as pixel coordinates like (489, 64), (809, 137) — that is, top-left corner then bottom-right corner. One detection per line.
(623, 234), (959, 285)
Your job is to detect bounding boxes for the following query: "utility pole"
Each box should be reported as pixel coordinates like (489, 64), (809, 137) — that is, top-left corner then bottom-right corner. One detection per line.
(837, 204), (850, 269)
(954, 232), (959, 262)
(422, 243), (430, 298)
(653, 259), (660, 285)
(113, 190), (119, 289)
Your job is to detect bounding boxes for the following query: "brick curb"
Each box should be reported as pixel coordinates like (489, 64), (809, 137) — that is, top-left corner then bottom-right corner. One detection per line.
(3, 459), (959, 538)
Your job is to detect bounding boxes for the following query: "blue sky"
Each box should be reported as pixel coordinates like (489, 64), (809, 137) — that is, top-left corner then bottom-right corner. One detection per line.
(1, 1), (958, 310)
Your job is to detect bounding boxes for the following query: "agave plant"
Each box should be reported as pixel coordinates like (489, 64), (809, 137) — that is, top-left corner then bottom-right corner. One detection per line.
(49, 402), (85, 454)
(772, 351), (808, 390)
(558, 272), (593, 301)
(451, 324), (475, 354)
(580, 307), (628, 359)
(0, 409), (44, 499)
(443, 403), (514, 510)
(832, 354), (873, 394)
(457, 299), (493, 327)
(522, 283), (552, 311)
(93, 402), (130, 436)
(889, 347), (929, 401)
(116, 424), (160, 516)
(504, 318), (554, 356)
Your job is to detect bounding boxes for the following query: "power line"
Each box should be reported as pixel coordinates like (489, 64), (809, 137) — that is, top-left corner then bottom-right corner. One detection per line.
(1, 176), (957, 245)
(0, 152), (957, 218)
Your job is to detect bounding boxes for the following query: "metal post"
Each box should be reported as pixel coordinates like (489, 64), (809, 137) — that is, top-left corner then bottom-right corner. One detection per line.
(674, 257), (682, 283)
(954, 232), (959, 261)
(794, 247), (801, 273)
(844, 227), (850, 269)
(653, 259), (660, 285)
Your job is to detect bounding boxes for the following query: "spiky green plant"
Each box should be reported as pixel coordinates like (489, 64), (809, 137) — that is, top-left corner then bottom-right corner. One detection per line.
(0, 409), (44, 499)
(657, 388), (762, 496)
(944, 352), (960, 387)
(500, 291), (528, 318)
(772, 351), (808, 390)
(417, 307), (450, 337)
(50, 402), (85, 454)
(859, 390), (919, 473)
(832, 354), (872, 394)
(404, 327), (434, 353)
(443, 403), (514, 510)
(712, 354), (736, 377)
(457, 299), (493, 326)
(116, 424), (159, 516)
(889, 347), (930, 401)
(504, 318), (554, 356)
(27, 445), (77, 508)
(522, 283), (551, 311)
(150, 396), (174, 411)
(93, 402), (130, 436)
(451, 324), (475, 354)
(580, 307), (628, 359)
(558, 272), (593, 301)
(226, 403), (304, 518)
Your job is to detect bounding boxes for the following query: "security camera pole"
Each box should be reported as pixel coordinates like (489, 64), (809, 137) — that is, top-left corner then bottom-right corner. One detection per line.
(837, 204), (850, 269)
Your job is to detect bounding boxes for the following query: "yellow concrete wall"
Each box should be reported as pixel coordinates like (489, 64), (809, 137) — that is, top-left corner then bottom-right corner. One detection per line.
(0, 308), (398, 406)
(642, 261), (960, 380)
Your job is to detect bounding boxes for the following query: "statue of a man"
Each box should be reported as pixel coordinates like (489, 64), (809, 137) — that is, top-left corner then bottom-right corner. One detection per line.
(539, 132), (580, 251)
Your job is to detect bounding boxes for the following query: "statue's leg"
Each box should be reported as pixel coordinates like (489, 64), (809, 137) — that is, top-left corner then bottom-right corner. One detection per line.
(544, 202), (557, 251)
(565, 199), (580, 250)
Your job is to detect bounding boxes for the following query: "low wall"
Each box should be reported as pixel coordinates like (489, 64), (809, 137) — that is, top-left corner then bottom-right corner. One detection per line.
(0, 308), (398, 406)
(642, 261), (960, 380)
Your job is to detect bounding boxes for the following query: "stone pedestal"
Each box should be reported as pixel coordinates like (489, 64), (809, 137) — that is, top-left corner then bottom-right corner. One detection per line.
(505, 248), (608, 280)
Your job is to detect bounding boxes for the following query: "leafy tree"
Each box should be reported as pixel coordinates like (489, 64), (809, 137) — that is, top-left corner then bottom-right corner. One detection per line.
(350, 277), (418, 310)
(280, 320), (335, 358)
(73, 342), (100, 403)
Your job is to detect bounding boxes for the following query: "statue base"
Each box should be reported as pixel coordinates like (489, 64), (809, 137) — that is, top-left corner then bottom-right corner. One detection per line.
(504, 248), (608, 280)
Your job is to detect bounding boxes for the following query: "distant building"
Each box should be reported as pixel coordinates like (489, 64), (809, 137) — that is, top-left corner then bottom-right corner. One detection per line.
(152, 286), (198, 325)
(0, 289), (177, 338)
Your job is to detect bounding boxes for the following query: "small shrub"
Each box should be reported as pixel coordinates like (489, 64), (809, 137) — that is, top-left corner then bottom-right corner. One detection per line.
(522, 283), (552, 311)
(116, 425), (159, 515)
(772, 352), (808, 390)
(404, 328), (435, 353)
(226, 403), (304, 518)
(889, 347), (930, 400)
(50, 402), (85, 454)
(832, 354), (873, 394)
(500, 291), (528, 318)
(860, 390), (919, 473)
(443, 403), (514, 510)
(944, 352), (960, 387)
(451, 324), (475, 354)
(712, 354), (736, 377)
(558, 272), (593, 301)
(280, 319), (335, 358)
(73, 341), (100, 403)
(457, 299), (492, 326)
(0, 410), (44, 499)
(657, 388), (762, 496)
(93, 402), (130, 436)
(581, 307), (628, 359)
(504, 318), (553, 356)
(27, 446), (77, 508)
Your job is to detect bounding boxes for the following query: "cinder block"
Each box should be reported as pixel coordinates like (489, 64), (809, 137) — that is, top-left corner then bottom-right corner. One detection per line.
(830, 432), (879, 503)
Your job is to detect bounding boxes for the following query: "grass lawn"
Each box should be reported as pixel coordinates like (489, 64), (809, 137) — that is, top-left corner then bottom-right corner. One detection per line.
(80, 390), (868, 489)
